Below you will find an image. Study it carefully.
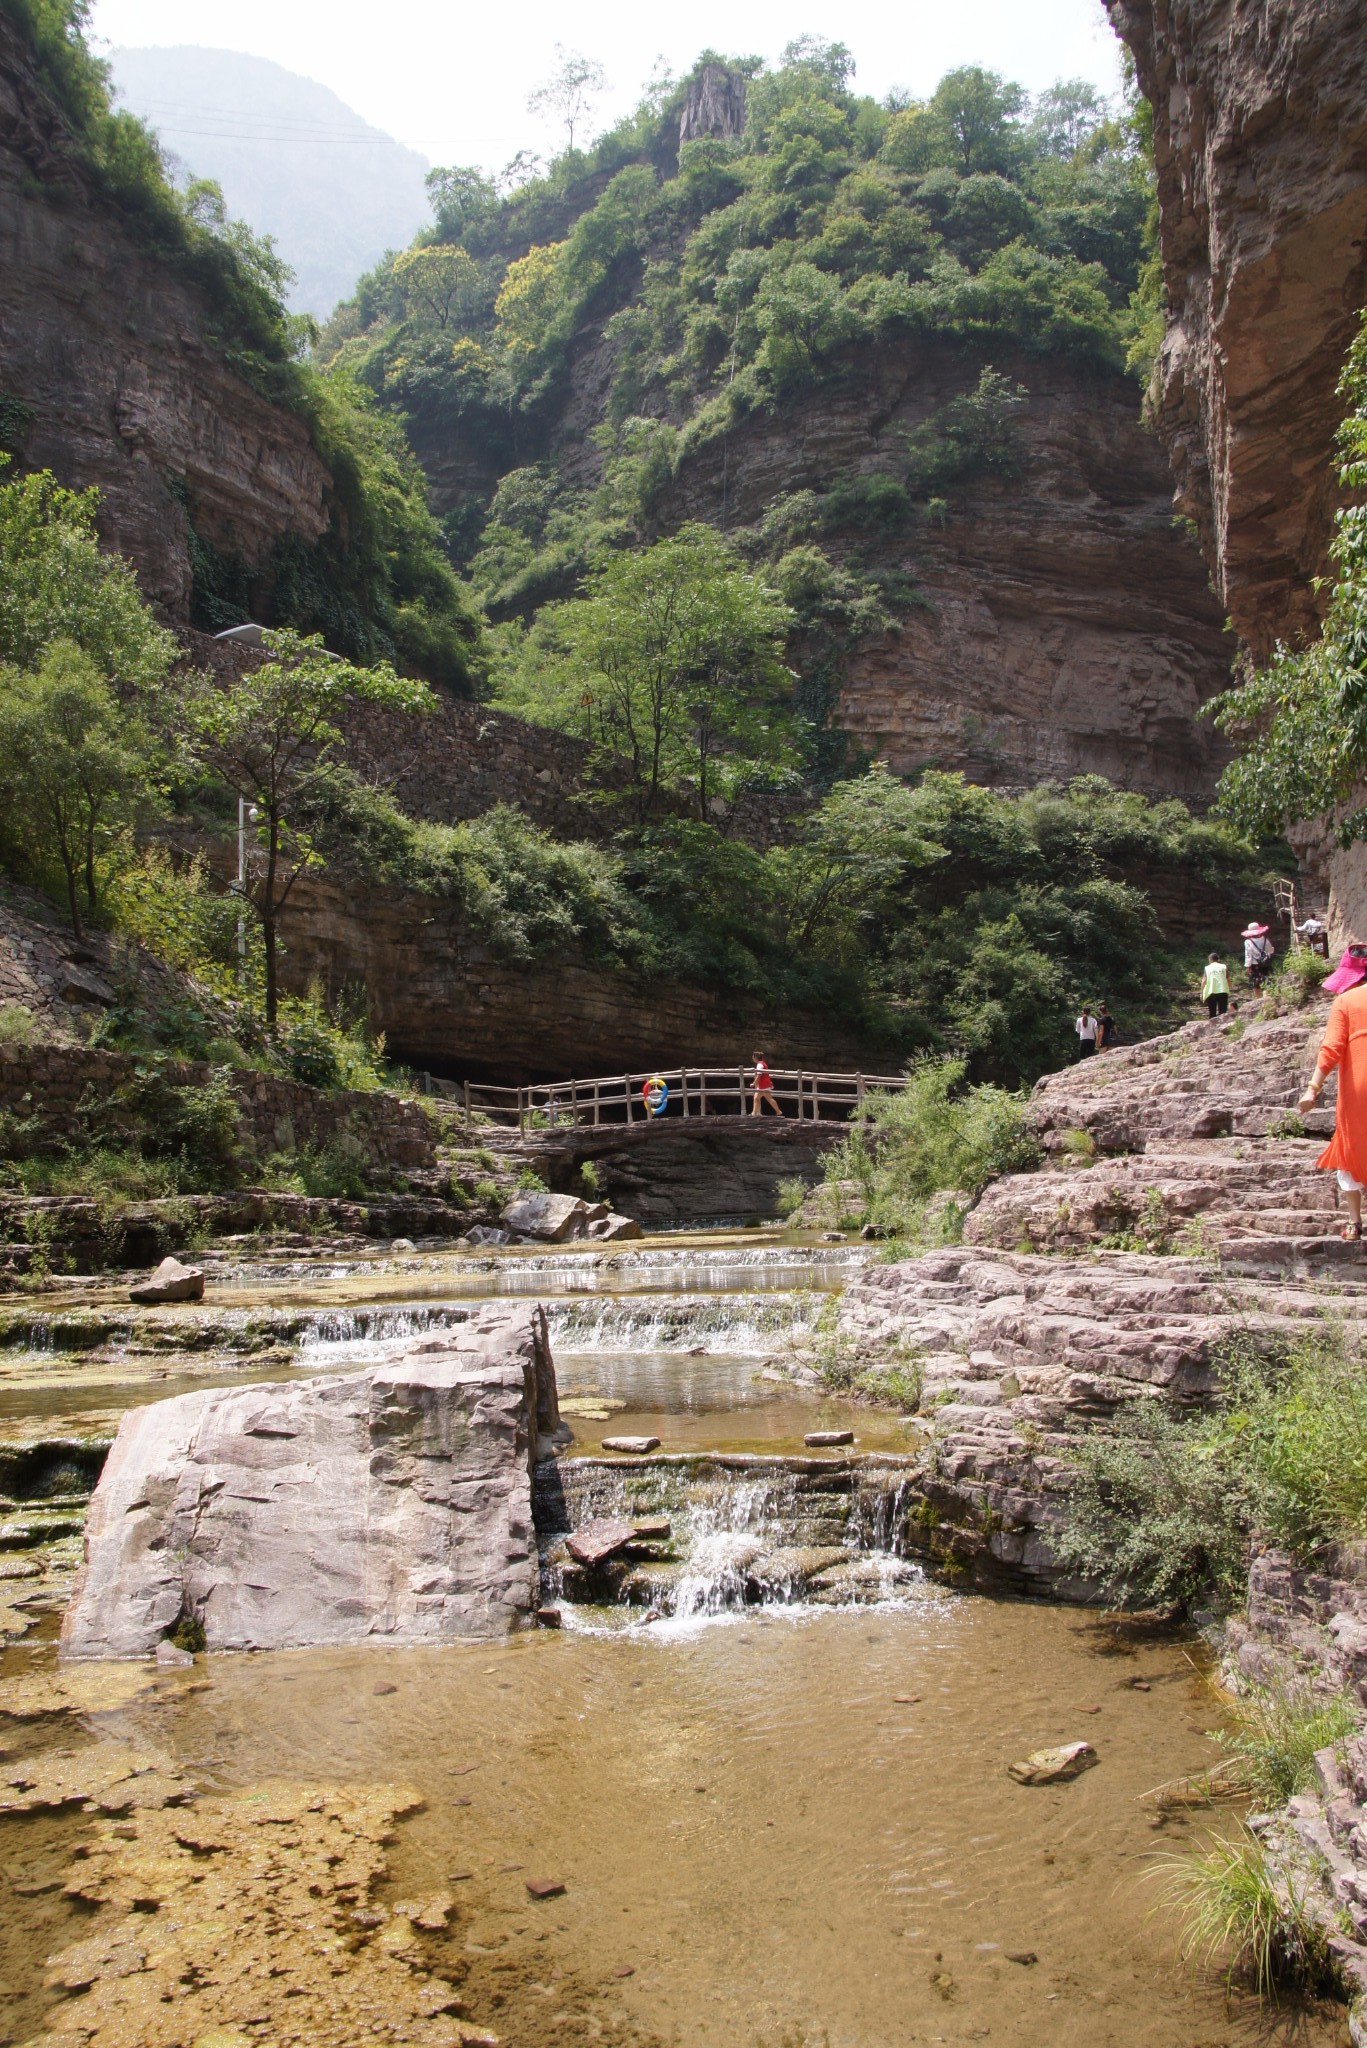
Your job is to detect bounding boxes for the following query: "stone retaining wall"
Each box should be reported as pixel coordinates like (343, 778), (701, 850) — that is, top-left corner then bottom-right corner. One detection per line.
(0, 1042), (438, 1172)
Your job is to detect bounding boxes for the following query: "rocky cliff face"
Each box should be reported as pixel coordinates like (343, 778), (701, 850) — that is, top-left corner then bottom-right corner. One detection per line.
(1107, 0), (1367, 659)
(0, 11), (331, 619)
(411, 340), (1232, 800)
(277, 870), (889, 1079)
(667, 344), (1233, 798)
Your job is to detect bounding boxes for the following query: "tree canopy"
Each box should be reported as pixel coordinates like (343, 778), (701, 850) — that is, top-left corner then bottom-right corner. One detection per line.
(501, 524), (796, 820)
(172, 631), (434, 1020)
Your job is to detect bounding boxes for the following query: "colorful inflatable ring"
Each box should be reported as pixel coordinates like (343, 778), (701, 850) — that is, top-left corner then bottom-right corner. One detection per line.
(643, 1074), (668, 1117)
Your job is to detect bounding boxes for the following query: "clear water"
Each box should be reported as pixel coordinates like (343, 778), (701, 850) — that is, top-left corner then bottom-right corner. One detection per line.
(0, 1227), (1345, 2046)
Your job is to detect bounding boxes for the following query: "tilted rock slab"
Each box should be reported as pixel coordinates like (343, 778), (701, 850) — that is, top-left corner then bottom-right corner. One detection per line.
(62, 1304), (559, 1659)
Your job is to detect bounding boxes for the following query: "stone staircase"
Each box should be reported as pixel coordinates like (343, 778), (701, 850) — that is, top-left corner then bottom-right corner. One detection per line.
(1030, 1006), (1331, 1152)
(967, 1003), (1356, 1274)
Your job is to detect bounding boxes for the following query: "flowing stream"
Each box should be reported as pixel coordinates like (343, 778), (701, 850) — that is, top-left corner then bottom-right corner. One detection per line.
(0, 1228), (1345, 2047)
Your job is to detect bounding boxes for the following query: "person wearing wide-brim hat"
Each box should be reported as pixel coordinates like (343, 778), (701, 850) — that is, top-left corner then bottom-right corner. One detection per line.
(1242, 920), (1274, 992)
(1300, 943), (1367, 1242)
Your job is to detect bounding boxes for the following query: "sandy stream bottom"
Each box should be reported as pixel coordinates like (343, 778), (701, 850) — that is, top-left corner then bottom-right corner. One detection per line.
(0, 1602), (1350, 2048)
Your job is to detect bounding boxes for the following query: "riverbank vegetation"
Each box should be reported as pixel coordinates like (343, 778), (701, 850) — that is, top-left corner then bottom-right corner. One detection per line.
(786, 1056), (1040, 1240)
(0, 455), (1276, 1086)
(1054, 1328), (1367, 1612)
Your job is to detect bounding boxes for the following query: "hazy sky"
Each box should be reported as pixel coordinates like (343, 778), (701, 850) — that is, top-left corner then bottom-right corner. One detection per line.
(89, 0), (1125, 177)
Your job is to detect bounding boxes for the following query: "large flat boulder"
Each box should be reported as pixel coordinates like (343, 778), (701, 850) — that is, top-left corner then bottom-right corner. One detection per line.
(62, 1304), (560, 1659)
(501, 1191), (603, 1241)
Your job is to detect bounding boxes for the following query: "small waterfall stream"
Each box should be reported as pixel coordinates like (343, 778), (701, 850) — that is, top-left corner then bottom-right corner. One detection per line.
(536, 1453), (924, 1626)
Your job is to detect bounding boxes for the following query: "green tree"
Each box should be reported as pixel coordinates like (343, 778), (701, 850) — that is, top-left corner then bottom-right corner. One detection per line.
(526, 525), (795, 821)
(527, 46), (608, 153)
(771, 765), (940, 958)
(1028, 79), (1111, 160)
(754, 262), (862, 390)
(173, 631), (434, 1022)
(1210, 311), (1367, 844)
(0, 640), (157, 937)
(424, 163), (500, 242)
(929, 66), (1027, 175)
(392, 244), (482, 331)
(0, 464), (176, 689)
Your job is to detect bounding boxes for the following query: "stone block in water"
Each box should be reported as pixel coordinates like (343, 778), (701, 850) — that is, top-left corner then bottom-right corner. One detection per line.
(61, 1305), (559, 1659)
(565, 1516), (637, 1567)
(129, 1256), (204, 1304)
(1007, 1741), (1098, 1785)
(501, 1191), (603, 1241)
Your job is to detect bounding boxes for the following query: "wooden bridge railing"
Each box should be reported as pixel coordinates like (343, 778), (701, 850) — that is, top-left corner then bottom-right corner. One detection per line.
(457, 1066), (908, 1134)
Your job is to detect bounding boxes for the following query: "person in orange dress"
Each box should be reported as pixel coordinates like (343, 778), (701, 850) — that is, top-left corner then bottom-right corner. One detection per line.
(1299, 943), (1367, 1241)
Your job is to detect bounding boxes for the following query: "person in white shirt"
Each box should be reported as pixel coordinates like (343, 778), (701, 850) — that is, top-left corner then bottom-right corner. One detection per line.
(1242, 922), (1274, 991)
(1075, 1005), (1099, 1059)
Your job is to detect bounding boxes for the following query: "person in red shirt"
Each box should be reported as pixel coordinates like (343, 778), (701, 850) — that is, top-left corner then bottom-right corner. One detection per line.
(750, 1051), (782, 1116)
(1300, 943), (1367, 1241)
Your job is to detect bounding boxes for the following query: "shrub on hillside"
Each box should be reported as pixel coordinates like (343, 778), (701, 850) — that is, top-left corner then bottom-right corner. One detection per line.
(820, 1056), (1039, 1240)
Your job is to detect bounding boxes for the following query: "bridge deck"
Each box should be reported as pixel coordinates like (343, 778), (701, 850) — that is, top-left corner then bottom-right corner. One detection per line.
(438, 1064), (905, 1134)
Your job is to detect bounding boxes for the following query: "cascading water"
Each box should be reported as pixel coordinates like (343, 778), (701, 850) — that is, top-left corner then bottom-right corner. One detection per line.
(536, 1452), (925, 1628)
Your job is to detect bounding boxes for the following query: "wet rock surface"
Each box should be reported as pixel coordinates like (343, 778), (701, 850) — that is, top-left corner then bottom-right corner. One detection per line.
(63, 1306), (559, 1657)
(23, 1774), (503, 2048)
(1007, 1742), (1098, 1786)
(541, 1452), (921, 1616)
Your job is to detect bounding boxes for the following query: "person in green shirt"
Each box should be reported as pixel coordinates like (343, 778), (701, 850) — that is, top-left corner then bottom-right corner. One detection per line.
(1201, 953), (1230, 1017)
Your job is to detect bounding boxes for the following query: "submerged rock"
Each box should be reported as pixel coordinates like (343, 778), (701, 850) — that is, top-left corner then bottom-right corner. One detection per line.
(62, 1305), (559, 1658)
(1007, 1741), (1098, 1785)
(600, 1434), (661, 1454)
(128, 1255), (204, 1304)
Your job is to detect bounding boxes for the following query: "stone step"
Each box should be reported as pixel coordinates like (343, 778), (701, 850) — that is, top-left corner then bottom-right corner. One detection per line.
(1220, 1199), (1340, 1222)
(1218, 1232), (1364, 1270)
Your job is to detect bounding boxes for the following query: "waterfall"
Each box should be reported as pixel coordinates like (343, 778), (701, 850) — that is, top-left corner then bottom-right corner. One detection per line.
(536, 1453), (925, 1629)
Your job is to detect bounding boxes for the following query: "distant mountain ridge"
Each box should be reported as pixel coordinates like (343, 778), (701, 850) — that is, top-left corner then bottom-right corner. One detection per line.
(109, 45), (431, 318)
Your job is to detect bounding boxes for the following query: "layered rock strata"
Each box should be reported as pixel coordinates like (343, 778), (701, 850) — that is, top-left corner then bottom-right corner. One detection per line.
(0, 13), (332, 619)
(1107, 0), (1367, 658)
(1211, 1545), (1367, 2030)
(827, 1246), (1367, 1598)
(62, 1306), (559, 1656)
(667, 347), (1233, 799)
(275, 869), (888, 1079)
(502, 1115), (849, 1225)
(970, 1005), (1347, 1271)
(1029, 1005), (1330, 1150)
(813, 996), (1360, 1594)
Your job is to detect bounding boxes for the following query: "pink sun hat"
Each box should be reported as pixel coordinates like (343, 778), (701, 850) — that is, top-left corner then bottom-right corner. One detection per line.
(1241, 922), (1269, 938)
(1324, 946), (1367, 995)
